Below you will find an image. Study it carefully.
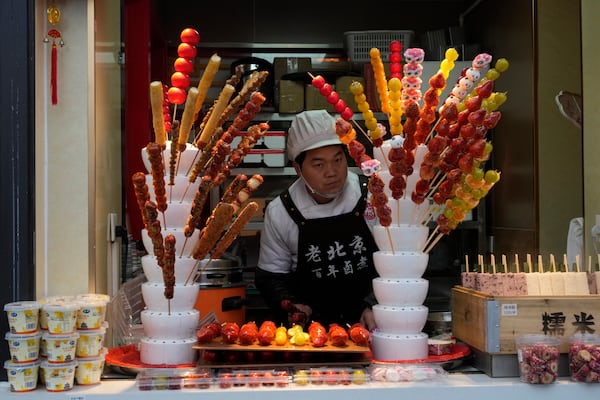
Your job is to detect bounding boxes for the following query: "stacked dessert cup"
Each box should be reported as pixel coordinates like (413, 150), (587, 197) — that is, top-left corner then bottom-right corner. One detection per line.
(138, 142), (202, 366)
(369, 141), (431, 361)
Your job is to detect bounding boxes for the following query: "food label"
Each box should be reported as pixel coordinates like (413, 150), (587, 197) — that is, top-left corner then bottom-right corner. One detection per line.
(501, 303), (518, 316)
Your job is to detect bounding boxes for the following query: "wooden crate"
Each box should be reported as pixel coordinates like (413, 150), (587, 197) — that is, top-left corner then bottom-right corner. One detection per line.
(452, 286), (600, 354)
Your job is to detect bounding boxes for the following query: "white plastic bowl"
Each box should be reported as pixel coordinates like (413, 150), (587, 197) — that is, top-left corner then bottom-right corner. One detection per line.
(372, 304), (429, 334)
(372, 224), (429, 252)
(141, 282), (199, 312)
(373, 251), (429, 279)
(370, 331), (429, 361)
(142, 255), (199, 284)
(141, 309), (199, 339)
(139, 337), (198, 366)
(371, 186), (429, 226)
(141, 141), (200, 176)
(141, 228), (199, 258)
(145, 174), (199, 204)
(372, 277), (429, 306)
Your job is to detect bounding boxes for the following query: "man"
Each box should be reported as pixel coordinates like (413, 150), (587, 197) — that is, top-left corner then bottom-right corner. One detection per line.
(255, 110), (378, 330)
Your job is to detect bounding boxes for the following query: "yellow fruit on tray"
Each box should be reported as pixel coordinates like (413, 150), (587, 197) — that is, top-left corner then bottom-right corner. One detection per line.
(275, 326), (288, 346)
(290, 332), (310, 346)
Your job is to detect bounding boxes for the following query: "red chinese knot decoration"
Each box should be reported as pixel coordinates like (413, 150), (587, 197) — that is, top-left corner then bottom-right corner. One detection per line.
(43, 3), (64, 105)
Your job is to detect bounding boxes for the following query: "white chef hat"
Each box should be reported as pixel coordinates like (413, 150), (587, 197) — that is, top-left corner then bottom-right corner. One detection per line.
(287, 110), (341, 161)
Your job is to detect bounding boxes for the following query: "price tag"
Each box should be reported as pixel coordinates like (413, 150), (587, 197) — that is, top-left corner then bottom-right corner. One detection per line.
(501, 303), (518, 316)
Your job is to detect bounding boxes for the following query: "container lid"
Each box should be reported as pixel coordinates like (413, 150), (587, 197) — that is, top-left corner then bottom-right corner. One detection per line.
(5, 331), (42, 340)
(4, 301), (40, 311)
(75, 293), (110, 304)
(4, 360), (41, 369)
(42, 302), (81, 312)
(42, 331), (80, 340)
(41, 359), (78, 368)
(77, 324), (107, 335)
(76, 347), (108, 361)
(39, 295), (76, 305)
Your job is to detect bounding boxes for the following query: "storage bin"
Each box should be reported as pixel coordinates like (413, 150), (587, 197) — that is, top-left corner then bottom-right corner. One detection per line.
(345, 30), (415, 63)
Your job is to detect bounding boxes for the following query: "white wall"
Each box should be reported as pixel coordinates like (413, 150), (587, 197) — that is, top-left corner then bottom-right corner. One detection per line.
(35, 0), (93, 297)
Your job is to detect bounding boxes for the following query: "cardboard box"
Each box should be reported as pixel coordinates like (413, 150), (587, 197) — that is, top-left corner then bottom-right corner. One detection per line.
(305, 84), (335, 112)
(335, 76), (364, 112)
(452, 286), (600, 355)
(278, 80), (304, 113)
(273, 57), (312, 81)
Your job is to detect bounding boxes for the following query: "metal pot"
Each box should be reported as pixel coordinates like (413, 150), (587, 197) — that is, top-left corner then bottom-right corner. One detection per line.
(230, 57), (274, 107)
(196, 258), (243, 287)
(424, 311), (453, 337)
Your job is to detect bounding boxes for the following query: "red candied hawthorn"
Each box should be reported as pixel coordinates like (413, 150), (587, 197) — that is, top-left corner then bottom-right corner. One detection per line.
(180, 28), (200, 45)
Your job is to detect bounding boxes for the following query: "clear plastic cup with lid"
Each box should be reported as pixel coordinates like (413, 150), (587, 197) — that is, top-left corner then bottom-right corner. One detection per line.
(4, 301), (40, 333)
(42, 302), (79, 334)
(76, 323), (107, 357)
(5, 331), (42, 363)
(42, 331), (79, 363)
(40, 360), (78, 392)
(4, 360), (40, 392)
(75, 348), (107, 385)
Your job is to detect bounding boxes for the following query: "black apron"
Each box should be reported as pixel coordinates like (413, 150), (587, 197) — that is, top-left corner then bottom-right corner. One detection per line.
(280, 178), (378, 326)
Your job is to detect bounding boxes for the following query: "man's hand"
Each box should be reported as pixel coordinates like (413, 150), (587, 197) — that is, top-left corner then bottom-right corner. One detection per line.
(360, 307), (376, 331)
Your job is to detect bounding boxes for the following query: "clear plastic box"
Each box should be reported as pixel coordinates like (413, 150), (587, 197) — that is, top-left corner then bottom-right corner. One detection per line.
(136, 367), (213, 390)
(216, 368), (291, 388)
(293, 367), (369, 386)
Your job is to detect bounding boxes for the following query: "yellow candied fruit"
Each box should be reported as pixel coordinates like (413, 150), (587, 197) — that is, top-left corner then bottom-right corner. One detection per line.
(369, 47), (381, 58)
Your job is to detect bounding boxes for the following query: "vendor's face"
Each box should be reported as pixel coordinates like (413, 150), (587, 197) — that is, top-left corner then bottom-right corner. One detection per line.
(296, 145), (348, 203)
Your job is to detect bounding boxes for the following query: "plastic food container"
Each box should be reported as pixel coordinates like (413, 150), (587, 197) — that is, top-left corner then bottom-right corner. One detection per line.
(40, 360), (77, 392)
(38, 296), (76, 330)
(136, 368), (213, 390)
(4, 301), (40, 333)
(216, 368), (291, 388)
(567, 333), (600, 383)
(4, 360), (40, 392)
(516, 334), (562, 384)
(74, 350), (106, 385)
(42, 303), (79, 334)
(76, 300), (107, 330)
(369, 361), (447, 382)
(5, 331), (42, 363)
(76, 324), (107, 357)
(293, 367), (368, 386)
(42, 331), (79, 363)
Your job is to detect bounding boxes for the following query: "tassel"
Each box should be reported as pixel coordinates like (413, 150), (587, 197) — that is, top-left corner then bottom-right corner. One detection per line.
(51, 41), (58, 105)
